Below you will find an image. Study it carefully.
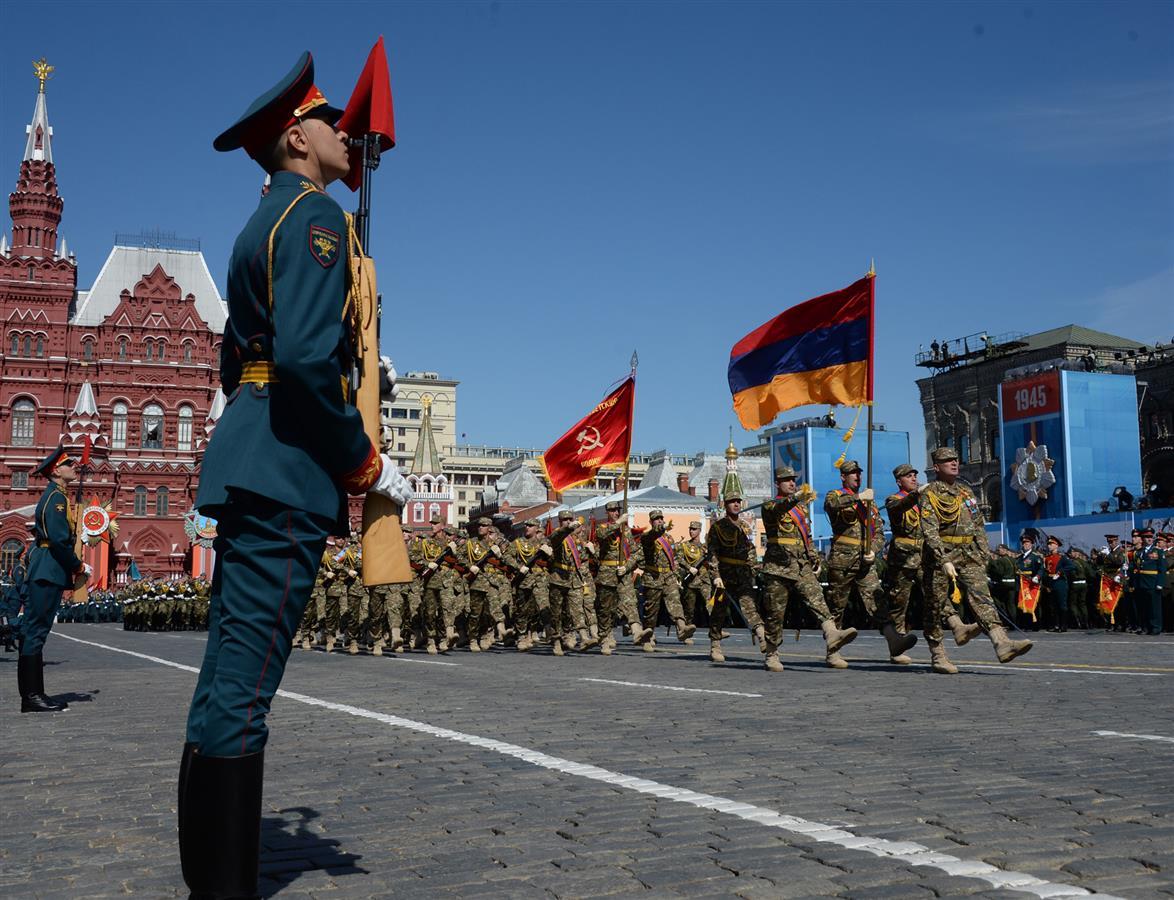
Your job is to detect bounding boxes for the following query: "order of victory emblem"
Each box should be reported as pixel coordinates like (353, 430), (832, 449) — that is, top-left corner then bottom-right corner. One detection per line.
(1009, 440), (1056, 505)
(80, 499), (120, 546)
(184, 510), (218, 548)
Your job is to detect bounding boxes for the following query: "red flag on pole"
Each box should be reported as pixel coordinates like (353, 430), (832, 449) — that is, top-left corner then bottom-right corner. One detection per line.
(540, 377), (635, 493)
(338, 36), (396, 191)
(81, 435), (92, 467)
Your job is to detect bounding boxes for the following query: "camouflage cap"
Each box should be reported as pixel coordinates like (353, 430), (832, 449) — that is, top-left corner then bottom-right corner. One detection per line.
(774, 465), (797, 480)
(931, 446), (959, 463)
(477, 517), (493, 526)
(523, 519), (540, 529)
(838, 459), (862, 475)
(557, 509), (573, 521)
(892, 463), (917, 478)
(649, 509), (665, 521)
(605, 501), (622, 512)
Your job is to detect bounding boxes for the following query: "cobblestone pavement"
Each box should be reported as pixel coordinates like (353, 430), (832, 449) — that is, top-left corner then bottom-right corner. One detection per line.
(2, 624), (1173, 899)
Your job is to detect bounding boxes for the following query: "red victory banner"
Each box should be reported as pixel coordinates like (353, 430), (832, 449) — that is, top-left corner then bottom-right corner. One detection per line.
(338, 36), (396, 191)
(1018, 575), (1042, 621)
(541, 376), (635, 493)
(1097, 576), (1124, 624)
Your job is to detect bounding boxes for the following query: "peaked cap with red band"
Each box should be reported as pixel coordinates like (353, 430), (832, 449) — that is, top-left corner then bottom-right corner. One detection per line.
(32, 444), (72, 478)
(213, 51), (343, 159)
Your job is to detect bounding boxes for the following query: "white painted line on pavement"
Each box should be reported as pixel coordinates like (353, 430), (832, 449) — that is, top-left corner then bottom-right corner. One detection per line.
(384, 655), (461, 667)
(578, 677), (762, 698)
(1092, 730), (1174, 744)
(57, 632), (1112, 899)
(957, 664), (1161, 678)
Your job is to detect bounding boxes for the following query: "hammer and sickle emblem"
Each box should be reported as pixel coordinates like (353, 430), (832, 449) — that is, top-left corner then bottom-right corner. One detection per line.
(576, 426), (603, 455)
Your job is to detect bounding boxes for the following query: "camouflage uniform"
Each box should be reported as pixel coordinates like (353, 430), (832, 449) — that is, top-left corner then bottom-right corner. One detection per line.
(676, 532), (715, 630)
(883, 477), (923, 637)
(547, 517), (594, 652)
(594, 511), (649, 651)
(823, 482), (886, 628)
(920, 446), (1032, 671)
(503, 532), (549, 650)
(706, 515), (762, 642)
(463, 526), (501, 650)
(409, 526), (456, 652)
(639, 514), (691, 649)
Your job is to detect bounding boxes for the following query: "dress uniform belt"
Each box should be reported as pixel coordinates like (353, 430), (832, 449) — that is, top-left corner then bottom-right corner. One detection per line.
(37, 541), (50, 547)
(768, 537), (801, 545)
(893, 537), (921, 548)
(718, 556), (750, 566)
(598, 560), (622, 566)
(1072, 580), (1086, 585)
(239, 360), (350, 397)
(834, 536), (864, 546)
(1138, 570), (1159, 575)
(942, 535), (972, 544)
(552, 563), (574, 572)
(648, 566), (673, 574)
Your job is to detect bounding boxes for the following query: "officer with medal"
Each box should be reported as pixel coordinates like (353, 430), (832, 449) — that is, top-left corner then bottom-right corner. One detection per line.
(15, 445), (89, 713)
(180, 52), (413, 898)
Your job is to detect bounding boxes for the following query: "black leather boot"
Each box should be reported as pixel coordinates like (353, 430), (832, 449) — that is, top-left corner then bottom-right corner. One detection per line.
(34, 652), (67, 710)
(19, 654), (64, 712)
(181, 749), (264, 900)
(177, 742), (196, 886)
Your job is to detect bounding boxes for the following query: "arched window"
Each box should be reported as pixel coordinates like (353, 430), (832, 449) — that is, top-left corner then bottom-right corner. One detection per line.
(82, 338), (94, 361)
(34, 335), (44, 358)
(22, 335), (31, 357)
(177, 405), (194, 451)
(9, 333), (17, 355)
(133, 485), (148, 516)
(10, 398), (35, 446)
(183, 342), (193, 363)
(155, 486), (169, 517)
(144, 340), (153, 361)
(1, 538), (24, 575)
(413, 503), (424, 523)
(141, 403), (164, 449)
(989, 428), (1000, 461)
(111, 401), (128, 449)
(429, 503), (441, 521)
(958, 429), (970, 464)
(156, 341), (166, 362)
(118, 337), (128, 360)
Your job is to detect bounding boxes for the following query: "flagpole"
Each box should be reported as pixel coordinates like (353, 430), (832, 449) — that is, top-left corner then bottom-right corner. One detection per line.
(622, 350), (638, 519)
(865, 261), (876, 490)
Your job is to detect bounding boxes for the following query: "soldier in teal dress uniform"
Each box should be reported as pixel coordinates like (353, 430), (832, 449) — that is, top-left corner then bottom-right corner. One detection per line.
(17, 445), (88, 713)
(178, 52), (411, 898)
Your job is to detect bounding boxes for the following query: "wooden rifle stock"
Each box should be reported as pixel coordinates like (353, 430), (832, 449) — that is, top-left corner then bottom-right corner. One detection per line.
(354, 254), (413, 586)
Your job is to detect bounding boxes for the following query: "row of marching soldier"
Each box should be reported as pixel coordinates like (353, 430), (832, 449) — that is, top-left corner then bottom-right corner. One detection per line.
(292, 444), (1039, 675)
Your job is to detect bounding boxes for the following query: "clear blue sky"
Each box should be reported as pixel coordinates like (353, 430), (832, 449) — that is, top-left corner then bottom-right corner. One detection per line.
(2, 1), (1172, 466)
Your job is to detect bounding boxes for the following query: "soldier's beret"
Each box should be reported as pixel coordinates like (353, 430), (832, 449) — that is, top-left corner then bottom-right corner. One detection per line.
(557, 509), (572, 521)
(837, 459), (862, 474)
(1046, 535), (1062, 546)
(931, 447), (959, 463)
(605, 501), (622, 512)
(213, 51), (343, 159)
(892, 463), (917, 478)
(477, 517), (493, 526)
(33, 444), (72, 477)
(774, 465), (798, 480)
(429, 513), (443, 524)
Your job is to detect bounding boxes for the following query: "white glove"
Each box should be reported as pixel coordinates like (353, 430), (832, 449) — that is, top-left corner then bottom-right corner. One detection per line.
(369, 454), (412, 505)
(863, 552), (875, 563)
(469, 565), (481, 575)
(82, 563), (93, 577)
(943, 561), (958, 579)
(858, 488), (874, 502)
(347, 569), (358, 578)
(540, 544), (553, 555)
(520, 565), (530, 575)
(688, 566), (699, 576)
(427, 562), (438, 571)
(379, 356), (399, 403)
(714, 577), (724, 590)
(633, 567), (645, 578)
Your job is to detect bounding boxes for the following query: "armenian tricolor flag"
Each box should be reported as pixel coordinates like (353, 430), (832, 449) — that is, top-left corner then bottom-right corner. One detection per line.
(728, 274), (874, 430)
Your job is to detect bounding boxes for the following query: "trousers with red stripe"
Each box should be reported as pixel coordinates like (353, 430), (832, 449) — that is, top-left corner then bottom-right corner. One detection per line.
(185, 490), (331, 757)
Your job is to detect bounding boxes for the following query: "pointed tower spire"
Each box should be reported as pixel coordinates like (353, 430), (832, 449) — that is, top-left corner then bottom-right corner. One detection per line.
(65, 380), (106, 449)
(721, 435), (744, 503)
(10, 58), (64, 261)
(410, 395), (442, 474)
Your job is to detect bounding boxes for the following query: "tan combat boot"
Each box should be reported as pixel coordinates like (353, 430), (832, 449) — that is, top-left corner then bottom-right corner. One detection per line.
(710, 641), (725, 663)
(676, 619), (697, 642)
(947, 614), (982, 646)
(390, 627), (403, 651)
(764, 652), (784, 672)
(469, 639), (481, 652)
(426, 639), (438, 655)
(347, 639), (360, 655)
(301, 636), (312, 651)
(497, 621), (507, 641)
(825, 650), (849, 669)
(446, 625), (458, 647)
(752, 624), (765, 650)
(600, 642), (613, 656)
(643, 638), (656, 652)
(928, 639), (958, 674)
(480, 633), (495, 650)
(721, 630), (732, 640)
(631, 622), (652, 645)
(324, 637), (335, 654)
(579, 628), (599, 650)
(821, 619), (858, 654)
(372, 639), (384, 657)
(552, 638), (565, 656)
(882, 623), (917, 659)
(989, 625), (1033, 663)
